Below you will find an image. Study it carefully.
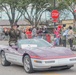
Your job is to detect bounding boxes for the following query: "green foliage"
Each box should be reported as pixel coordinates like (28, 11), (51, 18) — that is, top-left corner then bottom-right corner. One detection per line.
(57, 0), (76, 11)
(0, 0), (76, 26)
(0, 0), (23, 25)
(17, 0), (54, 26)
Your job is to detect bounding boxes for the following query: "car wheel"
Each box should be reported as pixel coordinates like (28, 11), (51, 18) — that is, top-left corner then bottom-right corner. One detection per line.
(61, 65), (73, 70)
(65, 65), (73, 70)
(1, 51), (11, 66)
(23, 55), (33, 73)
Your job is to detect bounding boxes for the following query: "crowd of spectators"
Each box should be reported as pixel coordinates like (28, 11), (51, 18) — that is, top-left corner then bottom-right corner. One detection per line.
(0, 25), (48, 40)
(0, 24), (76, 49)
(53, 24), (75, 50)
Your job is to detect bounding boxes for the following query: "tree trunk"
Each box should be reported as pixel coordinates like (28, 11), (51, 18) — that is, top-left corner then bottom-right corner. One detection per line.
(10, 20), (14, 26)
(9, 20), (17, 28)
(73, 12), (76, 28)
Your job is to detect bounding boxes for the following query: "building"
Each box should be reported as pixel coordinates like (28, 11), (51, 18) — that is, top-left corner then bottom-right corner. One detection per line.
(62, 19), (74, 28)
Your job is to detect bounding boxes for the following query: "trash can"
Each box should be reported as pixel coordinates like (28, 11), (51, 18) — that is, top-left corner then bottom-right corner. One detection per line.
(46, 34), (51, 43)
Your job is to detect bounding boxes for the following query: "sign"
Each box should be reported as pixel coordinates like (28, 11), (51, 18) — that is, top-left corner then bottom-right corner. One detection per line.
(51, 10), (59, 19)
(52, 19), (58, 22)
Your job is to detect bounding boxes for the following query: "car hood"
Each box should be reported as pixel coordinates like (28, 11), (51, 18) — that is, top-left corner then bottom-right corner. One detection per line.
(26, 47), (74, 58)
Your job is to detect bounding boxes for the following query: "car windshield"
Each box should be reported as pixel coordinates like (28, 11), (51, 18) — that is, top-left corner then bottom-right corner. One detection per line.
(18, 39), (51, 48)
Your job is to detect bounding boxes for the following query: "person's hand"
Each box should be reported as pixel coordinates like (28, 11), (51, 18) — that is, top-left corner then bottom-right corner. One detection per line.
(4, 29), (7, 32)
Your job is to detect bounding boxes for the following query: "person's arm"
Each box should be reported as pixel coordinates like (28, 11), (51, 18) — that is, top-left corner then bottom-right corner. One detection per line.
(4, 29), (9, 35)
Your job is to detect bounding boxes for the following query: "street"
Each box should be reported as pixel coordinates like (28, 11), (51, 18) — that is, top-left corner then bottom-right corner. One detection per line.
(0, 0), (76, 74)
(0, 57), (76, 75)
(0, 41), (76, 75)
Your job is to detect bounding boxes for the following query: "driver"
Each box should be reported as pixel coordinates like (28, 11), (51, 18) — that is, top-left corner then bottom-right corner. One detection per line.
(4, 24), (21, 46)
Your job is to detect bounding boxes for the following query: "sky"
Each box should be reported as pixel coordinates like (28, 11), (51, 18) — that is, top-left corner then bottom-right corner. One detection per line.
(0, 10), (74, 21)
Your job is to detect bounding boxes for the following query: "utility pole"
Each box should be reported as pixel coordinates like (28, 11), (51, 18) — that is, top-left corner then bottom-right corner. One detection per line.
(54, 0), (56, 29)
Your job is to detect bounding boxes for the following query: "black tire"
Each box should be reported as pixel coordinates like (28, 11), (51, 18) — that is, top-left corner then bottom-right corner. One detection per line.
(61, 65), (73, 70)
(65, 65), (73, 70)
(1, 51), (11, 66)
(23, 55), (33, 73)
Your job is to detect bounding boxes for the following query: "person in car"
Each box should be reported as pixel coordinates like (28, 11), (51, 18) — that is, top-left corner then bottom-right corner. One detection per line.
(4, 24), (20, 46)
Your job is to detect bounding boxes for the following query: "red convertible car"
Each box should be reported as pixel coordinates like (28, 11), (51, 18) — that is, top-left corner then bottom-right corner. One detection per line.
(0, 39), (76, 73)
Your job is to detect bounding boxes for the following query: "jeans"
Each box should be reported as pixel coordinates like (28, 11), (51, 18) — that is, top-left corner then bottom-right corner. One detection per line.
(62, 40), (66, 47)
(68, 39), (73, 48)
(55, 38), (60, 46)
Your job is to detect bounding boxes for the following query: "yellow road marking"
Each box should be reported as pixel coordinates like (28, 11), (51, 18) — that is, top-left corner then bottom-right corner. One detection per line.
(44, 73), (60, 75)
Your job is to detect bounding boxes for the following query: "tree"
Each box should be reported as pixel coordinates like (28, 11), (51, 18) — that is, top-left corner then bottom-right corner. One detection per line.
(60, 9), (73, 20)
(57, 0), (76, 27)
(44, 0), (69, 22)
(18, 0), (54, 27)
(0, 0), (23, 26)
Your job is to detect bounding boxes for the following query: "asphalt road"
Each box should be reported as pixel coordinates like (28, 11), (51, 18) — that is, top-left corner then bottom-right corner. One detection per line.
(0, 41), (76, 75)
(1, 54), (76, 75)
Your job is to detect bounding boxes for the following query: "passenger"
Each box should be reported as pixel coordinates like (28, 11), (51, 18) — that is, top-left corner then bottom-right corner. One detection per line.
(4, 24), (20, 46)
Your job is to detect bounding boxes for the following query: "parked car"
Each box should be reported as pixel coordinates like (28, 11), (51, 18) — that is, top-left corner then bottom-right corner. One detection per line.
(0, 39), (76, 73)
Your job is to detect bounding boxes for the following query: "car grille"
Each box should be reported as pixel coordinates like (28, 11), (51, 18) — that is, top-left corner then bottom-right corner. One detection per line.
(70, 58), (76, 61)
(45, 61), (55, 63)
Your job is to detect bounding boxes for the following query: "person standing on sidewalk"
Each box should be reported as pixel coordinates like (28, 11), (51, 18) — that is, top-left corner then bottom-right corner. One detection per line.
(32, 26), (37, 38)
(61, 24), (67, 47)
(25, 28), (32, 39)
(68, 26), (74, 50)
(54, 27), (60, 46)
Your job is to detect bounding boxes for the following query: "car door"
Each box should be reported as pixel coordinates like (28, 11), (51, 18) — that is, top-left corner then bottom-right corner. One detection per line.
(5, 46), (23, 65)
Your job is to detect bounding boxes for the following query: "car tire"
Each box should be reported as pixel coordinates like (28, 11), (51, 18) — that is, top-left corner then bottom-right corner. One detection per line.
(65, 65), (73, 70)
(61, 65), (73, 70)
(1, 51), (11, 66)
(23, 55), (33, 73)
